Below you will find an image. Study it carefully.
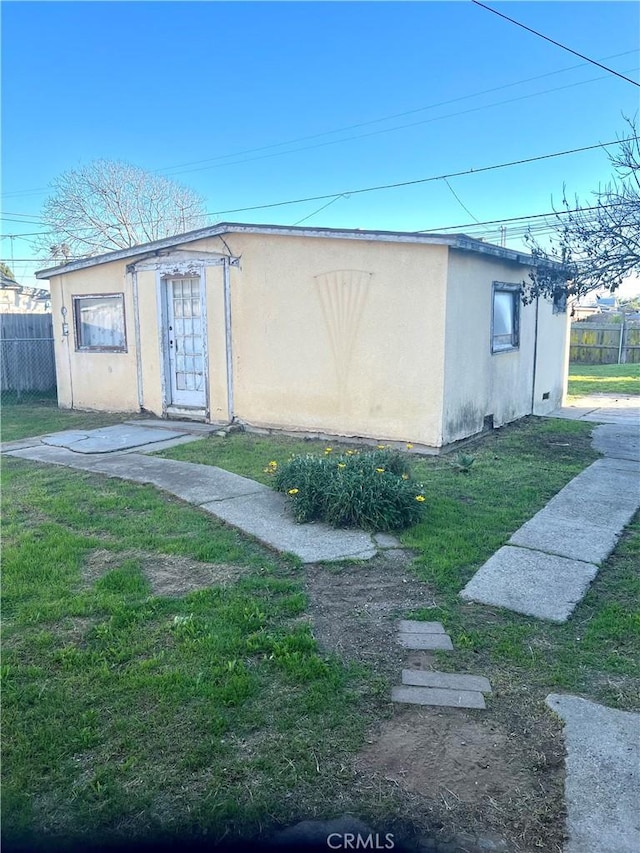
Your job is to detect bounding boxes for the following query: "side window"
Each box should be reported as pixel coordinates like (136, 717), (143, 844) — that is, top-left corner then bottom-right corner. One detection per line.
(73, 294), (127, 352)
(491, 282), (520, 353)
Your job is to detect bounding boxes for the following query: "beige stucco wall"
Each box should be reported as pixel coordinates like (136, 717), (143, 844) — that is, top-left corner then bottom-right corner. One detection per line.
(442, 249), (540, 445)
(203, 263), (230, 421)
(532, 299), (571, 413)
(185, 233), (449, 445)
(49, 263), (139, 412)
(135, 269), (162, 416)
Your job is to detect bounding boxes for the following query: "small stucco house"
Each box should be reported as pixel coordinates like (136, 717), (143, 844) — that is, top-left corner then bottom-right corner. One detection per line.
(35, 222), (570, 449)
(0, 273), (51, 314)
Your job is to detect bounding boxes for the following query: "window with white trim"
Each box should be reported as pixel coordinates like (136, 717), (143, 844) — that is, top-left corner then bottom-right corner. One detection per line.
(491, 282), (520, 353)
(73, 294), (126, 352)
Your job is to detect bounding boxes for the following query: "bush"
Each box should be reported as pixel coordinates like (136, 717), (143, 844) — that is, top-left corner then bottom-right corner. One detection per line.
(271, 448), (426, 532)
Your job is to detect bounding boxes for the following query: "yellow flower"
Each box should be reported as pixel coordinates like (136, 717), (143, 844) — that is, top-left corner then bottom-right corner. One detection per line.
(402, 473), (409, 480)
(375, 467), (385, 473)
(415, 495), (426, 502)
(268, 460), (277, 467)
(338, 462), (346, 469)
(287, 488), (299, 495)
(324, 447), (333, 454)
(346, 450), (354, 456)
(377, 444), (386, 450)
(406, 443), (413, 450)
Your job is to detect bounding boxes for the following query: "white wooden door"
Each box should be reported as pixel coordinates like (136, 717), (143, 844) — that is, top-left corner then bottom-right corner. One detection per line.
(165, 277), (206, 407)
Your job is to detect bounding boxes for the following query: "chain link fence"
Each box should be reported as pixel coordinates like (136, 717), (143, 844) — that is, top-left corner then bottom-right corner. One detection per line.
(1, 314), (57, 404)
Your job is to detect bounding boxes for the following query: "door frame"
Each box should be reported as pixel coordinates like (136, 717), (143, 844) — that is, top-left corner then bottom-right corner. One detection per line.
(131, 251), (240, 421)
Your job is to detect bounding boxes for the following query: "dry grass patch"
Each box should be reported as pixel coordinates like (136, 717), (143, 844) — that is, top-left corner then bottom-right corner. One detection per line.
(82, 548), (246, 597)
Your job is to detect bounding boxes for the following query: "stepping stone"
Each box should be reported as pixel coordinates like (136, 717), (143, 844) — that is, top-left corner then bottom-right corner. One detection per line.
(373, 532), (401, 548)
(392, 685), (486, 709)
(398, 620), (445, 634)
(398, 632), (453, 650)
(402, 669), (492, 693)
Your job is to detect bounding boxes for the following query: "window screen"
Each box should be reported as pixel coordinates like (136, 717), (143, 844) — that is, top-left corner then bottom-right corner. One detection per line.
(492, 284), (520, 352)
(73, 294), (126, 351)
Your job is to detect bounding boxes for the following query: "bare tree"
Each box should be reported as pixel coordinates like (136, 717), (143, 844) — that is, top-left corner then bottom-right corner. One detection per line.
(36, 159), (209, 259)
(524, 118), (640, 303)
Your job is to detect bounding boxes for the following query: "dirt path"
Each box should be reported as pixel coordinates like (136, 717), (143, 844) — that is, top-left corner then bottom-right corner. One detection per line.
(304, 550), (566, 853)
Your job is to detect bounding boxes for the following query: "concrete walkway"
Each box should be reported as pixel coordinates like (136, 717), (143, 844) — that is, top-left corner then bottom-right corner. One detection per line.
(460, 410), (640, 622)
(549, 392), (640, 425)
(546, 694), (640, 853)
(2, 425), (382, 563)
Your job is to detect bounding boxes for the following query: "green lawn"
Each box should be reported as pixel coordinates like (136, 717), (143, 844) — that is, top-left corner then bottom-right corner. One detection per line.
(1, 460), (390, 849)
(568, 363), (640, 397)
(3, 406), (639, 849)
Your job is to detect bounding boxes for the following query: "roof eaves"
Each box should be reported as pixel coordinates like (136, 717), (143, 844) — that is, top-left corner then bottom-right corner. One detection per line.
(35, 221), (544, 277)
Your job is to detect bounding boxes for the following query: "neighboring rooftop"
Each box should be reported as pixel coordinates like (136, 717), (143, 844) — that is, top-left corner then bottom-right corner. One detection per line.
(1, 272), (51, 303)
(35, 221), (547, 279)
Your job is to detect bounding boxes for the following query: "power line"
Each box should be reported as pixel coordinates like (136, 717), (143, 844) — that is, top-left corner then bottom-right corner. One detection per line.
(2, 53), (635, 200)
(157, 50), (637, 176)
(1, 135), (631, 238)
(417, 203), (619, 234)
(472, 1), (640, 88)
(292, 195), (347, 226)
(0, 204), (625, 266)
(0, 136), (640, 239)
(206, 138), (635, 216)
(443, 179), (480, 223)
(163, 68), (638, 177)
(2, 137), (632, 240)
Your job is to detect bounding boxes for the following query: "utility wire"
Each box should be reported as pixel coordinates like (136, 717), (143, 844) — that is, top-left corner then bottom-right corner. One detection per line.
(417, 203), (619, 234)
(1, 136), (632, 238)
(164, 69), (638, 177)
(443, 179), (480, 223)
(2, 138), (632, 239)
(0, 203), (625, 265)
(157, 50), (636, 176)
(292, 195), (347, 226)
(206, 138), (635, 216)
(471, 1), (639, 87)
(2, 51), (636, 199)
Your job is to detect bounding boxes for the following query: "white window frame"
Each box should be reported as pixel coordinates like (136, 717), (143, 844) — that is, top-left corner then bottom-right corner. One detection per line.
(73, 293), (127, 352)
(491, 282), (520, 353)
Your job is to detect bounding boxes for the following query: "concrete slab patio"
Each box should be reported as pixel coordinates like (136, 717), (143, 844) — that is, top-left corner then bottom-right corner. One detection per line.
(546, 694), (640, 853)
(549, 393), (640, 426)
(40, 424), (191, 453)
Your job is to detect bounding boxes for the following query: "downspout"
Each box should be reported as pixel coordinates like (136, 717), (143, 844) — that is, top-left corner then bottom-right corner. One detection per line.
(223, 257), (235, 422)
(530, 294), (539, 414)
(131, 268), (144, 411)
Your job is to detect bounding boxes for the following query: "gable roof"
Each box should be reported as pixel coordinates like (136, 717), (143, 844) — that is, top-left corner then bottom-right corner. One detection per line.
(35, 221), (541, 279)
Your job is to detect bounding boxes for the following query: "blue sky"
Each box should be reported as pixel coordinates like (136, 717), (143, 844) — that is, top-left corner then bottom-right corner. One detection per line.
(2, 1), (639, 290)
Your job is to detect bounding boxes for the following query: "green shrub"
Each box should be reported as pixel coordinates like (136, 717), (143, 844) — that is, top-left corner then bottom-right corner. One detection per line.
(272, 448), (426, 532)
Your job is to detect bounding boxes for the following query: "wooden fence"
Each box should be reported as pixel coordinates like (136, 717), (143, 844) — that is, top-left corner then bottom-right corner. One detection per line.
(0, 313), (57, 395)
(570, 321), (640, 364)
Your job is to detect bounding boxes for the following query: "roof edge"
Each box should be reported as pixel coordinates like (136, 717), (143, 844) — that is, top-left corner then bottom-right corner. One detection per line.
(35, 221), (549, 278)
